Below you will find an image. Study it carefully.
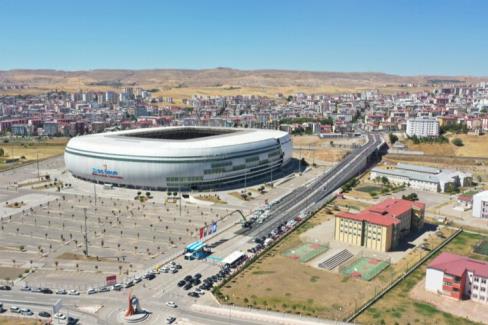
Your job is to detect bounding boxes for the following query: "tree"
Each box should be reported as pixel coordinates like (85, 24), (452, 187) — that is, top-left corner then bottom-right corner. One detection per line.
(402, 193), (419, 201)
(451, 138), (464, 147)
(0, 147), (3, 157)
(388, 133), (399, 144)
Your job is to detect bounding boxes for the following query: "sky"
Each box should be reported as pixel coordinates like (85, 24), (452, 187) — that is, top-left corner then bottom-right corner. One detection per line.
(0, 0), (487, 75)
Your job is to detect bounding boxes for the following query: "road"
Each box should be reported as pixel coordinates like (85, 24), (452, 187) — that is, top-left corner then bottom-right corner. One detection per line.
(251, 133), (384, 239)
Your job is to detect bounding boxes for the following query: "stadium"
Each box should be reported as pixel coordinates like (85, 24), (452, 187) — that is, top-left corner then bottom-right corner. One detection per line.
(64, 126), (293, 191)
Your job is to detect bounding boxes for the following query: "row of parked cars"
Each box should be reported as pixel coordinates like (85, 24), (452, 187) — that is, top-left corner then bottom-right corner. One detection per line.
(20, 261), (183, 296)
(254, 217), (302, 248)
(20, 286), (80, 295)
(0, 303), (78, 324)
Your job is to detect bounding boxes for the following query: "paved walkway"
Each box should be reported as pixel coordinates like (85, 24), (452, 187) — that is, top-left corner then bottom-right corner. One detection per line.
(410, 279), (488, 324)
(192, 304), (347, 325)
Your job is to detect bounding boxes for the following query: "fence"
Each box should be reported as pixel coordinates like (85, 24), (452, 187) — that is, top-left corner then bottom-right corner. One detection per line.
(345, 227), (463, 323)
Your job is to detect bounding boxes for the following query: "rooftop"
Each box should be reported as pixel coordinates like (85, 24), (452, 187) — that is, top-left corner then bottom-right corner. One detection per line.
(428, 252), (488, 278)
(337, 198), (425, 227)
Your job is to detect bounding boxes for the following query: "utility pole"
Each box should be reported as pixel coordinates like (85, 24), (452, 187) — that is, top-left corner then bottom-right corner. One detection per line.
(83, 208), (88, 257)
(93, 183), (97, 207)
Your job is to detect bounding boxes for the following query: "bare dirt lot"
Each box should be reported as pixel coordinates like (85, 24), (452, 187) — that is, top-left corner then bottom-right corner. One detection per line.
(404, 133), (488, 158)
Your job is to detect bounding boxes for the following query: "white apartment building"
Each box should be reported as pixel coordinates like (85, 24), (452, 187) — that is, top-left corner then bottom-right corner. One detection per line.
(406, 117), (440, 137)
(473, 191), (488, 219)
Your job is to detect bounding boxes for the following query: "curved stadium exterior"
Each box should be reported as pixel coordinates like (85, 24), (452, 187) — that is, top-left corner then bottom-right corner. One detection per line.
(64, 126), (293, 191)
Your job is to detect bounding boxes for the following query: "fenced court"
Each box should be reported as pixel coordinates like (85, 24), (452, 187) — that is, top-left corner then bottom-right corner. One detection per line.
(340, 256), (390, 281)
(474, 239), (488, 256)
(283, 242), (329, 263)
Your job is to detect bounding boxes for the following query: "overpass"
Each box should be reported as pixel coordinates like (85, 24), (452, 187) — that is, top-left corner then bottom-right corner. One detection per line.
(251, 133), (387, 239)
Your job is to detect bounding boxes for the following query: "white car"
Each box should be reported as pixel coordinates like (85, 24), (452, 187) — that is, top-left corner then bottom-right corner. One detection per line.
(54, 312), (66, 320)
(87, 288), (97, 295)
(111, 284), (123, 291)
(166, 316), (176, 324)
(134, 276), (142, 283)
(194, 288), (205, 295)
(68, 289), (80, 295)
(165, 301), (177, 308)
(9, 306), (20, 313)
(56, 289), (67, 295)
(20, 308), (33, 316)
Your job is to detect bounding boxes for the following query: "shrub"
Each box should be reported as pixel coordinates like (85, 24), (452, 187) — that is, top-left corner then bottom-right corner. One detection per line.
(451, 138), (464, 146)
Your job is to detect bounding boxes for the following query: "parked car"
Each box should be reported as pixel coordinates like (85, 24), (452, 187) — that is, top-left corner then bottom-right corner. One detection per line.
(20, 285), (31, 292)
(177, 280), (186, 287)
(87, 288), (97, 295)
(54, 312), (67, 320)
(39, 311), (51, 318)
(166, 316), (176, 324)
(68, 289), (80, 295)
(187, 291), (199, 298)
(20, 308), (33, 316)
(9, 306), (20, 313)
(183, 283), (192, 290)
(111, 284), (123, 291)
(41, 288), (53, 294)
(0, 285), (11, 291)
(165, 301), (177, 308)
(56, 289), (67, 295)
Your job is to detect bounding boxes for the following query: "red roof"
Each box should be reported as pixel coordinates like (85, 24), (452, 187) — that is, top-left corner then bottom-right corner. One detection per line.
(336, 198), (424, 227)
(428, 252), (488, 278)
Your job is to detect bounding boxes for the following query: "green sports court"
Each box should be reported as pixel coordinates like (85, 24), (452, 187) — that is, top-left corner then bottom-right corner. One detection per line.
(340, 256), (390, 281)
(283, 242), (329, 263)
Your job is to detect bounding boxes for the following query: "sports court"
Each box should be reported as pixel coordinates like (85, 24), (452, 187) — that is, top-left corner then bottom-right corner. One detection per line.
(283, 242), (329, 263)
(340, 256), (389, 281)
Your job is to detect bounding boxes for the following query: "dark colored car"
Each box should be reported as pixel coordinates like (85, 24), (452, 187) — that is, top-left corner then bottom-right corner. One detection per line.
(193, 279), (201, 286)
(193, 273), (202, 279)
(67, 316), (79, 324)
(144, 273), (156, 280)
(183, 283), (192, 290)
(177, 280), (186, 287)
(184, 275), (193, 282)
(0, 285), (11, 291)
(41, 288), (53, 294)
(39, 311), (51, 318)
(187, 292), (199, 298)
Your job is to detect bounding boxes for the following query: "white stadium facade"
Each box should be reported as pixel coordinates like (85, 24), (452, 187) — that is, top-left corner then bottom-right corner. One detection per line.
(64, 126), (293, 191)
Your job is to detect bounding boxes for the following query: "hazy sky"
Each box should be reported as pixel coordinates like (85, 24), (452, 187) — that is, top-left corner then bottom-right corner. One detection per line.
(0, 0), (486, 75)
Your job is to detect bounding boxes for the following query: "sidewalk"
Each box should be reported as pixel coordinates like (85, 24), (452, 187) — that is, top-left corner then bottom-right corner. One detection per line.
(192, 304), (348, 325)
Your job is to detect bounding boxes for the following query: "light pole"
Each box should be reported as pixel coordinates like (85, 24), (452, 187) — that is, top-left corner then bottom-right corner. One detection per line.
(83, 208), (88, 257)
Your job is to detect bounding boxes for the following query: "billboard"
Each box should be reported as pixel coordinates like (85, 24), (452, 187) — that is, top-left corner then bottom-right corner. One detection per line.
(106, 275), (117, 286)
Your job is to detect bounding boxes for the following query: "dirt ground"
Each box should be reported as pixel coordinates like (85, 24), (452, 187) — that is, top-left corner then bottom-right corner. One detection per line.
(404, 133), (488, 158)
(0, 266), (27, 280)
(0, 139), (67, 160)
(410, 279), (488, 324)
(0, 317), (43, 325)
(357, 231), (488, 325)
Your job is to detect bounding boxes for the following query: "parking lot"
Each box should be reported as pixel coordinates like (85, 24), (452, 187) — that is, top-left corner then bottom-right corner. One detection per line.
(0, 192), (242, 288)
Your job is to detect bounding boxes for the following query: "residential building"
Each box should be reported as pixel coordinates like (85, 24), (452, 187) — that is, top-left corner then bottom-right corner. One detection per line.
(334, 198), (425, 252)
(406, 117), (440, 137)
(473, 191), (488, 219)
(425, 252), (488, 303)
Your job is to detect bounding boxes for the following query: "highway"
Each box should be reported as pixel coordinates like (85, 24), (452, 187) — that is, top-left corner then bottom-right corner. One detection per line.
(251, 133), (384, 239)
